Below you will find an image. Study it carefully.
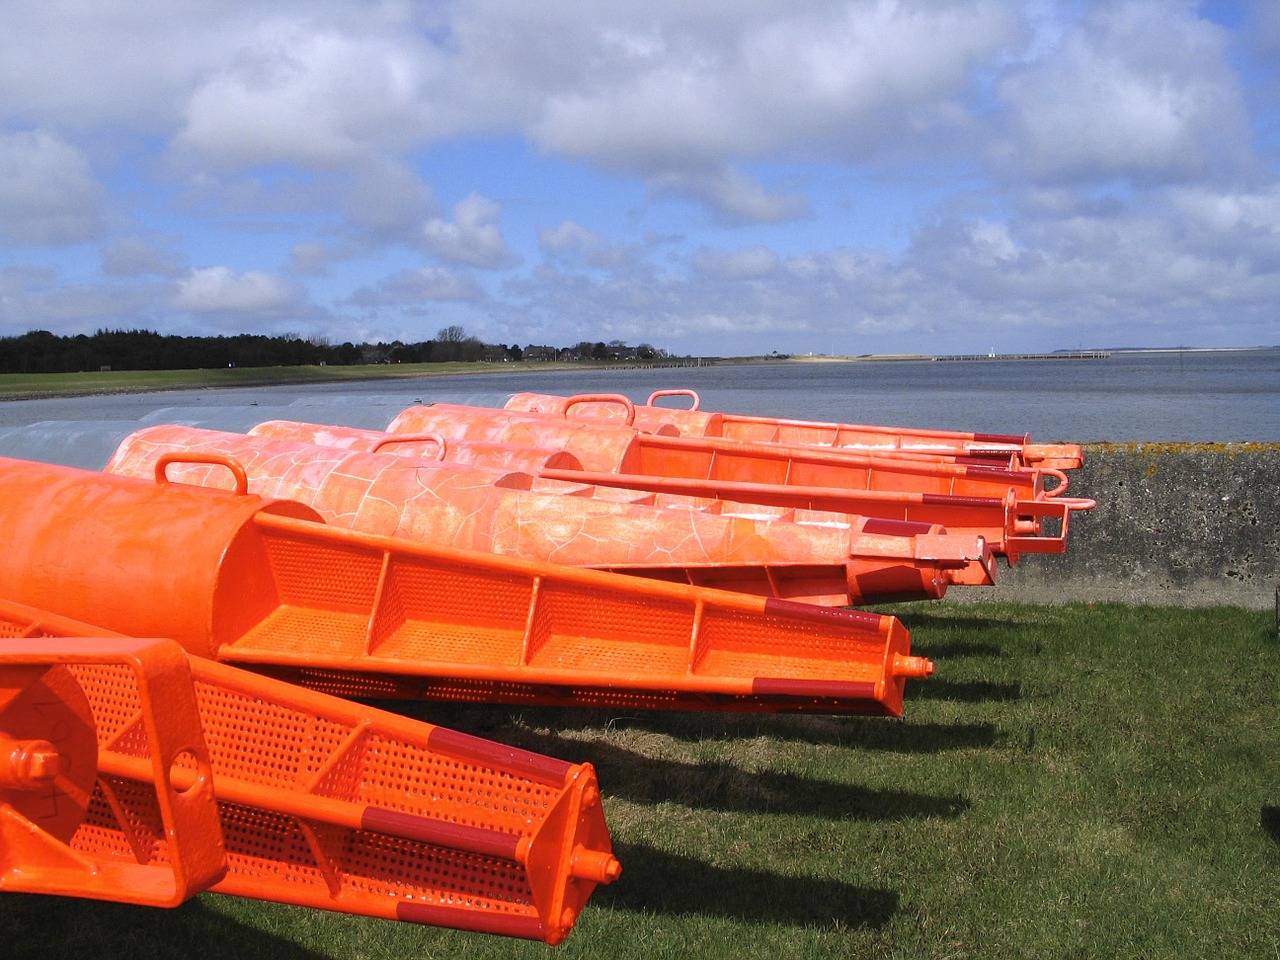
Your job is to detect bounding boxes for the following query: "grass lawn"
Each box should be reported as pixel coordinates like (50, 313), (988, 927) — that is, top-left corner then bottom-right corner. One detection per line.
(3, 601), (1277, 959)
(0, 361), (594, 398)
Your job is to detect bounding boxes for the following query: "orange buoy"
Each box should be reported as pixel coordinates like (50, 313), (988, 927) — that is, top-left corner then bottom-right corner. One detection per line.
(0, 457), (931, 716)
(252, 419), (1089, 564)
(505, 390), (1085, 470)
(105, 424), (995, 605)
(386, 402), (1074, 499)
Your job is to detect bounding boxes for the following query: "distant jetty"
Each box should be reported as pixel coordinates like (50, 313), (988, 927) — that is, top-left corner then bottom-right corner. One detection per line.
(932, 350), (1111, 362)
(788, 349), (1114, 363)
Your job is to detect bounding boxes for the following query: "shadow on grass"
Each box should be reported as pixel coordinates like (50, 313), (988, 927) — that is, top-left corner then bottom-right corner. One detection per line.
(911, 639), (1006, 658)
(597, 842), (898, 929)
(500, 732), (969, 820)
(909, 678), (1021, 702)
(1263, 806), (1280, 846)
(400, 702), (1001, 753)
(0, 894), (328, 960)
(611, 715), (1002, 753)
(890, 613), (1014, 635)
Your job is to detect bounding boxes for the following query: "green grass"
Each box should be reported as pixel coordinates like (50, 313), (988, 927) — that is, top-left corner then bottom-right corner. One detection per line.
(4, 602), (1278, 959)
(0, 361), (598, 397)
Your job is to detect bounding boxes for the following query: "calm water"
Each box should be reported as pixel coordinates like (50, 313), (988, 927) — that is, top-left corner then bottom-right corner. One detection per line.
(1, 348), (1276, 469)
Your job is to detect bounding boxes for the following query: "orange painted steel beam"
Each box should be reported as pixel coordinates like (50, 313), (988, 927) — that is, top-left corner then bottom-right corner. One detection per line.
(504, 390), (1085, 470)
(0, 598), (617, 943)
(0, 458), (932, 716)
(105, 425), (995, 605)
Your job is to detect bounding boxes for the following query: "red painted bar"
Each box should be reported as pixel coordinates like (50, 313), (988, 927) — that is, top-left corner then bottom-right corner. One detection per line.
(361, 807), (522, 861)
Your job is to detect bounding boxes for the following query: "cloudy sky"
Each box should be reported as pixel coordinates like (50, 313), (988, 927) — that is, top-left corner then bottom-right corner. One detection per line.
(2, 0), (1278, 357)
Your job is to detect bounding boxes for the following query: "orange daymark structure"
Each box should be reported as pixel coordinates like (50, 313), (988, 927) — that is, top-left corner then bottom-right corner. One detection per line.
(0, 457), (932, 716)
(0, 598), (617, 943)
(104, 424), (995, 606)
(249, 419), (1088, 565)
(504, 390), (1085, 470)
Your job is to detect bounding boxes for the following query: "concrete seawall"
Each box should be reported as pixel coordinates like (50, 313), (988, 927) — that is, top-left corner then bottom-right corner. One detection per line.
(963, 443), (1279, 609)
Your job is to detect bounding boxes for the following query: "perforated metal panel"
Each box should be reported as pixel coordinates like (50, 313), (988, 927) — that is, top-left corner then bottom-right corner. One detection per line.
(0, 602), (618, 943)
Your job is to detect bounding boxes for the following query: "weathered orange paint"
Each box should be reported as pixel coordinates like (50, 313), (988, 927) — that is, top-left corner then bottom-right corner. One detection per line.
(505, 389), (1085, 469)
(105, 424), (996, 604)
(386, 402), (1073, 501)
(251, 419), (1089, 563)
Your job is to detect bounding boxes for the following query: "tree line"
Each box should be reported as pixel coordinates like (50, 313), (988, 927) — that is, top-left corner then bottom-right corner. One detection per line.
(0, 326), (671, 375)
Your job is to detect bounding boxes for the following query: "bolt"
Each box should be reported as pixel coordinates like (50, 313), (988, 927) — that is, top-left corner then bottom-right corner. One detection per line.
(0, 736), (61, 790)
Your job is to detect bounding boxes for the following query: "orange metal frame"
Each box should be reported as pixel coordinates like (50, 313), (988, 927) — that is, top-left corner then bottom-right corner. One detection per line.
(0, 597), (618, 943)
(0, 634), (225, 908)
(0, 457), (932, 716)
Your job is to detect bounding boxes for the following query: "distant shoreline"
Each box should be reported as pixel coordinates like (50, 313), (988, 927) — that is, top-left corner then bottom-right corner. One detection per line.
(788, 345), (1274, 362)
(0, 345), (1273, 401)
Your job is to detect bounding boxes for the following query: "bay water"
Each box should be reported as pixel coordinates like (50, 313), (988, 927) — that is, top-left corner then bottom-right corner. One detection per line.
(0, 348), (1276, 470)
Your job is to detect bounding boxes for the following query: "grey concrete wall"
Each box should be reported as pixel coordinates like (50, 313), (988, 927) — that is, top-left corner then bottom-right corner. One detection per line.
(956, 443), (1280, 609)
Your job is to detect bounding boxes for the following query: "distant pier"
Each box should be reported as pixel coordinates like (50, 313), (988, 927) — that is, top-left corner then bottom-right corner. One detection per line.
(932, 350), (1111, 362)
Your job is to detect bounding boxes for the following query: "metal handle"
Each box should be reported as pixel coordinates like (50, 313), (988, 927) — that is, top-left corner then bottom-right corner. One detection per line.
(646, 389), (701, 411)
(154, 453), (249, 496)
(372, 433), (448, 461)
(1041, 468), (1071, 497)
(562, 393), (636, 426)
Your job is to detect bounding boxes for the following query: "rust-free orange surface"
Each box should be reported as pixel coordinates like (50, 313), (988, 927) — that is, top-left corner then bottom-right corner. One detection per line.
(105, 425), (996, 604)
(0, 598), (616, 943)
(0, 458), (931, 716)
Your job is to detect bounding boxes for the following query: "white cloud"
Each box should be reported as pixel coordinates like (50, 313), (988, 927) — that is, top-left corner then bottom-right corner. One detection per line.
(0, 0), (237, 132)
(171, 265), (302, 316)
(538, 221), (630, 267)
(102, 236), (183, 278)
(0, 131), (107, 245)
(994, 1), (1253, 184)
(421, 194), (517, 268)
(649, 167), (811, 224)
(341, 161), (438, 243)
(287, 240), (344, 277)
(530, 1), (1017, 166)
(347, 266), (485, 306)
(690, 245), (780, 280)
(1, 1), (1279, 355)
(488, 180), (1280, 356)
(177, 25), (431, 169)
(0, 263), (160, 333)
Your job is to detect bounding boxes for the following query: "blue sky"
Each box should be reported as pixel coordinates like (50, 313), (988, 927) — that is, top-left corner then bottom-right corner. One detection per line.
(2, 0), (1278, 357)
